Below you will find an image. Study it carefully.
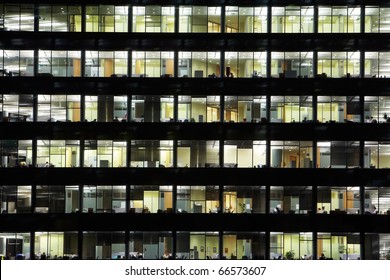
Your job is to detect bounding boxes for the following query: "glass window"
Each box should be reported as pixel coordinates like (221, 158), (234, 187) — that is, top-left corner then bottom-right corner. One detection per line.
(176, 185), (219, 213)
(131, 95), (173, 122)
(365, 234), (390, 259)
(225, 6), (267, 33)
(224, 95), (267, 123)
(317, 96), (360, 123)
(176, 231), (219, 259)
(129, 185), (173, 214)
(83, 231), (125, 259)
(36, 140), (80, 168)
(223, 232), (266, 259)
(84, 95), (127, 122)
(0, 50), (34, 77)
(364, 187), (390, 215)
(82, 185), (125, 213)
(271, 52), (313, 78)
(35, 186), (64, 213)
(84, 140), (126, 168)
(37, 95), (81, 122)
(364, 96), (390, 123)
(129, 231), (172, 259)
(366, 7), (390, 33)
(224, 52), (267, 78)
(130, 140), (173, 168)
(365, 52), (390, 78)
(179, 6), (221, 33)
(132, 51), (174, 78)
(0, 140), (32, 167)
(317, 233), (360, 260)
(272, 6), (314, 33)
(270, 96), (313, 123)
(133, 6), (174, 33)
(38, 50), (81, 77)
(271, 141), (313, 168)
(318, 6), (361, 33)
(85, 51), (127, 77)
(364, 142), (390, 169)
(178, 51), (221, 78)
(0, 94), (33, 122)
(270, 232), (313, 260)
(86, 5), (128, 32)
(39, 5), (82, 32)
(1, 4), (34, 31)
(0, 186), (31, 213)
(223, 186), (266, 214)
(0, 232), (31, 259)
(317, 141), (360, 168)
(317, 186), (360, 214)
(270, 186), (312, 214)
(171, 95), (222, 123)
(318, 52), (360, 78)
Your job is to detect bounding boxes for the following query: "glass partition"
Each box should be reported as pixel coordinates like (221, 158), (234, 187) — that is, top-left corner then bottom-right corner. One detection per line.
(271, 52), (313, 78)
(129, 185), (173, 214)
(0, 186), (31, 214)
(0, 232), (31, 259)
(34, 232), (78, 260)
(129, 231), (172, 259)
(176, 185), (219, 213)
(317, 141), (360, 168)
(83, 231), (125, 259)
(318, 6), (361, 33)
(224, 140), (268, 168)
(176, 231), (219, 259)
(270, 232), (313, 260)
(84, 95), (127, 122)
(85, 51), (128, 77)
(86, 5), (128, 32)
(39, 5), (82, 32)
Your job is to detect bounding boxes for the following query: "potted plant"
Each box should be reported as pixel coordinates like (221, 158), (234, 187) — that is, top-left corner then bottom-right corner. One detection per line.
(285, 250), (295, 260)
(385, 250), (390, 260)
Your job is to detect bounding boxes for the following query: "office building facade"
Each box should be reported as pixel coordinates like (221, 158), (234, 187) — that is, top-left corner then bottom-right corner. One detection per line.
(1, 0), (390, 260)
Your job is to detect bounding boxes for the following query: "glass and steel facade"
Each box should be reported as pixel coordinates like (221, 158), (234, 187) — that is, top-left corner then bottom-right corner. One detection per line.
(1, 1), (390, 261)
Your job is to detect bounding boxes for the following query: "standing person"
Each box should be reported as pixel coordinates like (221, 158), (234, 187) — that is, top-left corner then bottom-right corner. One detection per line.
(319, 253), (326, 260)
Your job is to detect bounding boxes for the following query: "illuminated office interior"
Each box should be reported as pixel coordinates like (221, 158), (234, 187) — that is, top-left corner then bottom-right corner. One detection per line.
(1, 1), (390, 260)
